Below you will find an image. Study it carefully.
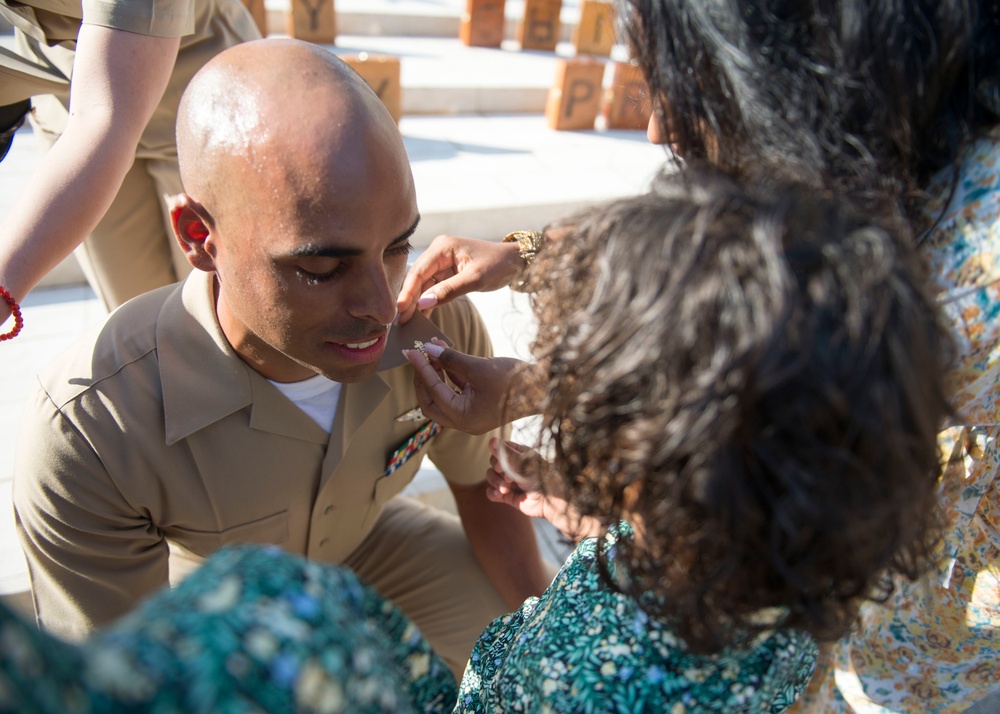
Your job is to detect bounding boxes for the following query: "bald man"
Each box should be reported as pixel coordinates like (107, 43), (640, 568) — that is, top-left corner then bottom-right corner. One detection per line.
(13, 39), (549, 676)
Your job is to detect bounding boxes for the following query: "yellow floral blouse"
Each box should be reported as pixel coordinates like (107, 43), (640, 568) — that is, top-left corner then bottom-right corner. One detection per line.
(792, 127), (1000, 712)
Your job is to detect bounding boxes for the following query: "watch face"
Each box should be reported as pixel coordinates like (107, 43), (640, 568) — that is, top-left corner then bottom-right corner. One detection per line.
(504, 230), (544, 257)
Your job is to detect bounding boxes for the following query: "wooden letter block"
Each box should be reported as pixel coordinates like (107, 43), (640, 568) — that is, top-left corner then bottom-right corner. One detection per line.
(518, 0), (561, 52)
(546, 57), (605, 130)
(285, 0), (336, 44)
(604, 62), (652, 130)
(341, 53), (402, 124)
(460, 0), (506, 48)
(574, 0), (615, 56)
(240, 0), (268, 36)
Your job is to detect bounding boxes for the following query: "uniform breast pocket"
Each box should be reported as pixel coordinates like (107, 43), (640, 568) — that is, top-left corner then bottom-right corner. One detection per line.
(374, 454), (424, 504)
(169, 509), (290, 558)
(360, 421), (441, 531)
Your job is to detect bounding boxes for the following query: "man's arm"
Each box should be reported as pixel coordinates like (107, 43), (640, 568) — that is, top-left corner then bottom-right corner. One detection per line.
(13, 386), (169, 640)
(449, 479), (551, 610)
(425, 296), (551, 609)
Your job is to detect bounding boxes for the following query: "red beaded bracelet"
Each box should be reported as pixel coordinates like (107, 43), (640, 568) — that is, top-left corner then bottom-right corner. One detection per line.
(0, 286), (23, 341)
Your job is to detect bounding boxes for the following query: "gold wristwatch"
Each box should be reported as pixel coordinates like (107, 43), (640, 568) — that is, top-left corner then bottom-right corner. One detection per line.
(503, 230), (546, 291)
(503, 230), (545, 264)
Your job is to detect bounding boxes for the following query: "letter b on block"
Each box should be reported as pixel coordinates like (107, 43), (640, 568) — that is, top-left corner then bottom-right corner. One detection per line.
(546, 58), (606, 130)
(460, 0), (506, 48)
(341, 53), (402, 124)
(519, 0), (562, 52)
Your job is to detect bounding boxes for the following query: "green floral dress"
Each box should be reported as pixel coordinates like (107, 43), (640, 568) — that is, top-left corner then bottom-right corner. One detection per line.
(1, 535), (818, 713)
(456, 529), (818, 713)
(792, 127), (1000, 713)
(0, 546), (456, 713)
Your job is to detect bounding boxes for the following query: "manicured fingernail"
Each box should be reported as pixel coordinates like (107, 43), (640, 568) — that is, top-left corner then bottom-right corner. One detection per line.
(423, 342), (445, 358)
(417, 293), (438, 310)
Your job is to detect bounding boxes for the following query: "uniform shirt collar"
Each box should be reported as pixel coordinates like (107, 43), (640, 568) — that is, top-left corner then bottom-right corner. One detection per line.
(156, 271), (258, 445)
(156, 271), (411, 447)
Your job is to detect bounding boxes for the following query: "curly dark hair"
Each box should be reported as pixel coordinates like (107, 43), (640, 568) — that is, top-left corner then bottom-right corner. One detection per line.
(521, 169), (951, 653)
(619, 0), (1000, 233)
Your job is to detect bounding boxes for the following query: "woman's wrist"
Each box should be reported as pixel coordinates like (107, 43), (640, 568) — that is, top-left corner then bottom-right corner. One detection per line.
(498, 240), (525, 284)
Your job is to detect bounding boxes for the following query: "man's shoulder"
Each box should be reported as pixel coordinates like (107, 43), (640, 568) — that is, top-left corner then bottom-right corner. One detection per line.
(36, 283), (179, 407)
(426, 294), (477, 327)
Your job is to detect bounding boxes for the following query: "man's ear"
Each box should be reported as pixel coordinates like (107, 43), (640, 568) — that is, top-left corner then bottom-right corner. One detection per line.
(170, 194), (216, 272)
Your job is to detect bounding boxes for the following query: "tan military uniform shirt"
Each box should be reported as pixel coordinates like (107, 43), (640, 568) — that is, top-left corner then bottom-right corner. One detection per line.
(14, 270), (494, 640)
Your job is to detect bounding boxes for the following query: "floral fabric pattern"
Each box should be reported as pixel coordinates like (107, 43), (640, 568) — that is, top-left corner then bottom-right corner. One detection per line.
(792, 128), (1000, 713)
(456, 528), (818, 713)
(0, 546), (457, 713)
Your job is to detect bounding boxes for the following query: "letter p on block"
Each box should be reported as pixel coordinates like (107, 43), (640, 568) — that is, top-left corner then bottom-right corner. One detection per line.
(546, 57), (606, 130)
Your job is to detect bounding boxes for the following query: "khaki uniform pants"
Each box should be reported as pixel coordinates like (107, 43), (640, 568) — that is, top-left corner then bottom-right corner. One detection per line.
(345, 496), (510, 682)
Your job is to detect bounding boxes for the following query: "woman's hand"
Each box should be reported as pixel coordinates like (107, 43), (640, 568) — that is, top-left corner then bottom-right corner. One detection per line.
(403, 338), (532, 433)
(485, 438), (600, 542)
(396, 235), (523, 324)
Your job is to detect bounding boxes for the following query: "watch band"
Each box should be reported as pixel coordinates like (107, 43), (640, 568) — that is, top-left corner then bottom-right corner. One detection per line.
(502, 230), (546, 265)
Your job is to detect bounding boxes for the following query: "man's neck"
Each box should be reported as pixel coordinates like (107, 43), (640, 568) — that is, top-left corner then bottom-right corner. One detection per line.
(213, 274), (317, 383)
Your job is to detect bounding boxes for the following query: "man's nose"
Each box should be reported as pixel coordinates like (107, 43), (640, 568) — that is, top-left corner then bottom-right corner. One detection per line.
(348, 261), (398, 326)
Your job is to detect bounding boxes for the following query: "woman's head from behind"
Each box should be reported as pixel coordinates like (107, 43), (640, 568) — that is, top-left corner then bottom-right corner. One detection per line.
(524, 168), (951, 652)
(621, 0), (1000, 222)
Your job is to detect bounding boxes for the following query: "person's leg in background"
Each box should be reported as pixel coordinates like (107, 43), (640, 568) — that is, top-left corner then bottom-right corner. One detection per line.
(148, 156), (192, 285)
(72, 155), (186, 309)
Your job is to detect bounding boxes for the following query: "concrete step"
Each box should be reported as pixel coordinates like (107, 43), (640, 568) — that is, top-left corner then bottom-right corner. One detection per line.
(0, 32), (629, 116)
(2, 113), (665, 290)
(268, 0), (585, 40)
(0, 0), (589, 38)
(331, 34), (628, 115)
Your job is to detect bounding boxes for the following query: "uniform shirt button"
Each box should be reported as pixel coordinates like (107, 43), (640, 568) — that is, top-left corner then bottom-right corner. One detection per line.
(323, 505), (334, 515)
(319, 538), (329, 548)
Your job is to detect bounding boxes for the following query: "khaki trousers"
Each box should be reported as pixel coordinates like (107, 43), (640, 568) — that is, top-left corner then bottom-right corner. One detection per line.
(72, 155), (190, 309)
(344, 496), (510, 682)
(29, 92), (191, 310)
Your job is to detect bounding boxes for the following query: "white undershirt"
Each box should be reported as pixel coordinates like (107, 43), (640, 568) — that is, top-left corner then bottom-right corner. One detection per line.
(267, 374), (342, 433)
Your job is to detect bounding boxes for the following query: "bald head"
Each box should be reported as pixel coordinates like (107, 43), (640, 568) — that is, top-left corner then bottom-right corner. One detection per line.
(176, 39), (405, 219)
(170, 39), (419, 383)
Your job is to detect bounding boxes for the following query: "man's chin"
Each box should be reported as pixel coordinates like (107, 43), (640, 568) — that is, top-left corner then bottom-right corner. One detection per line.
(314, 359), (381, 384)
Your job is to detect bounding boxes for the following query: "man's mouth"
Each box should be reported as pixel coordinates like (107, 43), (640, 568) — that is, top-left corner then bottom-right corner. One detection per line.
(328, 329), (389, 365)
(343, 336), (381, 350)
